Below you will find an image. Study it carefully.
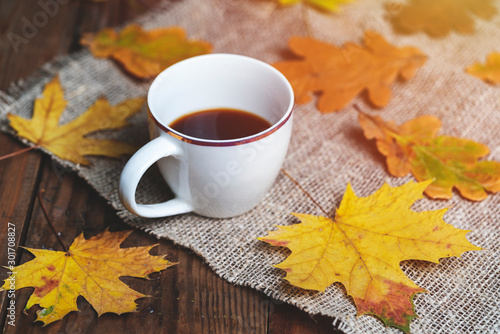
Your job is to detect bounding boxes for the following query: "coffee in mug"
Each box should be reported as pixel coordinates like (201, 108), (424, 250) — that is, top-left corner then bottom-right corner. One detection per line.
(169, 108), (271, 140)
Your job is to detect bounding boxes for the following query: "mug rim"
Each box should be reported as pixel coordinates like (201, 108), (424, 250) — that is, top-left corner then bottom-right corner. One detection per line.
(147, 53), (294, 147)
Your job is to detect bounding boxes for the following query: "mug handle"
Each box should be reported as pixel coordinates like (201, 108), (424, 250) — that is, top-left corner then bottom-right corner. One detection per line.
(118, 136), (193, 218)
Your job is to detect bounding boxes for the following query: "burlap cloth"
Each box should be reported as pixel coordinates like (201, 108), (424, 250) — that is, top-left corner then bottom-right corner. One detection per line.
(1, 0), (499, 332)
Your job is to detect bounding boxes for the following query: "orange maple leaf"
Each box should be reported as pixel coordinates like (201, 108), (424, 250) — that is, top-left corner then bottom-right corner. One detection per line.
(272, 31), (426, 112)
(387, 0), (498, 37)
(0, 230), (175, 325)
(466, 52), (500, 84)
(7, 75), (145, 165)
(259, 180), (481, 333)
(358, 111), (500, 201)
(81, 24), (212, 79)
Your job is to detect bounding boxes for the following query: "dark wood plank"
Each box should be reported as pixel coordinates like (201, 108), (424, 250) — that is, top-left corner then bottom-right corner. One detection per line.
(269, 301), (344, 334)
(0, 135), (43, 331)
(158, 243), (268, 334)
(0, 1), (74, 85)
(0, 0), (71, 328)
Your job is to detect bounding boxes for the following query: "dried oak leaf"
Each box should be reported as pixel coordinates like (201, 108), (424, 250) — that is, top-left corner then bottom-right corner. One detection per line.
(278, 0), (355, 11)
(387, 0), (498, 37)
(81, 24), (212, 79)
(7, 75), (145, 165)
(0, 230), (174, 325)
(466, 52), (500, 84)
(272, 31), (426, 112)
(359, 112), (500, 201)
(259, 180), (481, 333)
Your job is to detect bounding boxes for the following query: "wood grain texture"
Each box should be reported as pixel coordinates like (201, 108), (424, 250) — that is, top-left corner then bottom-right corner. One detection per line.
(0, 1), (344, 333)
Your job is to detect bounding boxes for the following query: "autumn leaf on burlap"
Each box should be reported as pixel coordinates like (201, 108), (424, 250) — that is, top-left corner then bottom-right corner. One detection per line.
(278, 0), (355, 11)
(272, 31), (426, 112)
(7, 75), (145, 165)
(81, 24), (212, 79)
(0, 230), (174, 325)
(466, 52), (500, 84)
(358, 112), (500, 201)
(259, 180), (481, 333)
(387, 0), (498, 37)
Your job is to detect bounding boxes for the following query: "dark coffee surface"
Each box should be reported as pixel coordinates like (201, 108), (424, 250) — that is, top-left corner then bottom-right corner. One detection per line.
(169, 108), (271, 140)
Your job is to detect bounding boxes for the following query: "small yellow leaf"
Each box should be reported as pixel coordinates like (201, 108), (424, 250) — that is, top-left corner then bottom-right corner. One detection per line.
(278, 0), (355, 12)
(81, 24), (212, 78)
(387, 0), (497, 37)
(259, 180), (481, 333)
(7, 75), (145, 165)
(1, 230), (175, 325)
(466, 52), (500, 84)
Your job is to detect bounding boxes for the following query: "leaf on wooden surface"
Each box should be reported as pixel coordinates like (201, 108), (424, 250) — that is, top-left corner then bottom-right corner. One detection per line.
(7, 75), (145, 165)
(272, 31), (426, 112)
(358, 112), (500, 201)
(466, 52), (500, 84)
(0, 230), (174, 325)
(387, 0), (498, 37)
(81, 24), (212, 78)
(278, 0), (355, 11)
(259, 180), (481, 333)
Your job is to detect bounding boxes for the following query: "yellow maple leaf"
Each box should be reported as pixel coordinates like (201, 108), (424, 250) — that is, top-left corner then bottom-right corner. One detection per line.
(81, 24), (212, 79)
(466, 52), (500, 84)
(1, 230), (174, 325)
(387, 0), (497, 37)
(278, 0), (355, 12)
(272, 31), (427, 112)
(358, 111), (500, 201)
(259, 180), (481, 333)
(7, 75), (145, 165)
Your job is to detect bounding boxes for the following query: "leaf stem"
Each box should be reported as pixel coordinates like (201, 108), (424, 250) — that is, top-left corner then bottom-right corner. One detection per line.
(0, 145), (39, 162)
(352, 103), (362, 113)
(280, 168), (332, 218)
(38, 189), (68, 253)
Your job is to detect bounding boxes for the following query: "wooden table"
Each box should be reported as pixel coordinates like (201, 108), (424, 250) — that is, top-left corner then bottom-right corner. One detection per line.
(0, 1), (344, 333)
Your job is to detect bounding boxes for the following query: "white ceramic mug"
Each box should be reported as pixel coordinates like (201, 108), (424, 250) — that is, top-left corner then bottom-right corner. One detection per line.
(119, 54), (294, 218)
